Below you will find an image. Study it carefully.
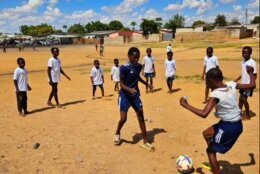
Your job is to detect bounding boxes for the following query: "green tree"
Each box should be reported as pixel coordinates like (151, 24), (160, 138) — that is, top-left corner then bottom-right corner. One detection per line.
(130, 21), (137, 31)
(85, 21), (108, 33)
(214, 14), (227, 26)
(164, 14), (185, 32)
(192, 20), (205, 28)
(67, 23), (85, 34)
(20, 24), (54, 37)
(140, 19), (159, 35)
(251, 16), (260, 24)
(108, 20), (124, 30)
(155, 17), (163, 30)
(230, 18), (241, 25)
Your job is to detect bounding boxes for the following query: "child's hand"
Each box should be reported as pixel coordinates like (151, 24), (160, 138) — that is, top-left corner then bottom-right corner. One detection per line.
(246, 66), (254, 74)
(28, 86), (32, 91)
(128, 88), (137, 94)
(180, 97), (188, 106)
(67, 76), (71, 81)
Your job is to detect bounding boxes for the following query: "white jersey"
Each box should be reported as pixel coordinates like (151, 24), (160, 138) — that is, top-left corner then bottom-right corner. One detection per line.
(13, 67), (28, 91)
(210, 81), (241, 122)
(142, 56), (155, 73)
(204, 55), (219, 73)
(165, 59), (176, 77)
(48, 57), (61, 83)
(90, 67), (104, 85)
(241, 58), (257, 84)
(111, 66), (120, 82)
(167, 45), (172, 52)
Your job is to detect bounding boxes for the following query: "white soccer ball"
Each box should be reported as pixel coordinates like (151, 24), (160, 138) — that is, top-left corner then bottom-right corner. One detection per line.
(176, 155), (193, 173)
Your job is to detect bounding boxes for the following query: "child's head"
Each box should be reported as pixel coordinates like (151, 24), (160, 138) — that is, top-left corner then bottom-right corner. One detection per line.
(128, 47), (140, 65)
(114, 58), (119, 66)
(169, 44), (171, 46)
(94, 60), (99, 68)
(167, 51), (173, 60)
(242, 46), (252, 60)
(17, 57), (25, 68)
(206, 47), (213, 57)
(51, 47), (59, 57)
(206, 68), (224, 90)
(146, 48), (152, 57)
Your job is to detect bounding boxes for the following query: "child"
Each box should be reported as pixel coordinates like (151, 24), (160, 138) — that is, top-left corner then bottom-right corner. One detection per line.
(3, 42), (7, 53)
(111, 58), (120, 92)
(95, 43), (98, 52)
(90, 60), (104, 99)
(13, 58), (32, 116)
(201, 47), (219, 104)
(180, 67), (255, 174)
(142, 48), (156, 93)
(47, 47), (71, 108)
(164, 51), (176, 93)
(114, 47), (154, 151)
(167, 43), (172, 52)
(235, 46), (257, 120)
(99, 44), (104, 56)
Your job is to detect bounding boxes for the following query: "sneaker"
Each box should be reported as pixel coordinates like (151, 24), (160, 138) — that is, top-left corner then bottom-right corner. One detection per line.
(141, 143), (155, 151)
(114, 134), (121, 145)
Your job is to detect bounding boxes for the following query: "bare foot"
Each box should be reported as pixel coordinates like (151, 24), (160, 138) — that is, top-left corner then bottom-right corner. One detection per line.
(56, 104), (63, 108)
(92, 96), (95, 100)
(47, 102), (55, 107)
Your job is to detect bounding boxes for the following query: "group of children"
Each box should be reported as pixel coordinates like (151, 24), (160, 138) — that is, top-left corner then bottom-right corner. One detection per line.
(13, 45), (257, 173)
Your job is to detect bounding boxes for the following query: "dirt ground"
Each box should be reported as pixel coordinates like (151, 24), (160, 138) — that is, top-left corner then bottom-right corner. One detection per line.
(0, 39), (259, 174)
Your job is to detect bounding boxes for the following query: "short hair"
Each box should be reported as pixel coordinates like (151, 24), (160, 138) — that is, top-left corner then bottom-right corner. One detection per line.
(207, 47), (213, 52)
(243, 46), (252, 54)
(114, 58), (119, 62)
(146, 48), (152, 51)
(167, 51), (173, 55)
(128, 47), (140, 56)
(94, 60), (99, 64)
(17, 57), (25, 63)
(206, 68), (223, 82)
(51, 47), (59, 52)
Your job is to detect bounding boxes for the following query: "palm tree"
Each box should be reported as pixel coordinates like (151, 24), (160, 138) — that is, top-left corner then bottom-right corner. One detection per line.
(62, 25), (68, 33)
(130, 21), (137, 31)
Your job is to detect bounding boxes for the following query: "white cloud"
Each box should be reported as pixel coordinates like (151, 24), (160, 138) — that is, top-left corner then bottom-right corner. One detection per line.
(233, 5), (242, 11)
(219, 0), (236, 4)
(248, 0), (260, 9)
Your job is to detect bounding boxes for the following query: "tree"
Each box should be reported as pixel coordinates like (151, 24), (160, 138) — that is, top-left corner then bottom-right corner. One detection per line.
(67, 23), (85, 34)
(62, 25), (67, 33)
(230, 18), (241, 25)
(155, 17), (163, 30)
(192, 20), (205, 28)
(140, 19), (159, 35)
(251, 16), (260, 24)
(20, 24), (54, 37)
(164, 14), (185, 32)
(214, 14), (227, 26)
(85, 21), (108, 33)
(130, 21), (137, 31)
(108, 20), (124, 30)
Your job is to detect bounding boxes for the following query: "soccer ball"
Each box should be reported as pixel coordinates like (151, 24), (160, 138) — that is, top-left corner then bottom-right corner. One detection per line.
(176, 155), (193, 173)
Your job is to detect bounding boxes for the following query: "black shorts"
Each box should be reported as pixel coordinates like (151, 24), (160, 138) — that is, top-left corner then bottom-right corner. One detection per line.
(239, 89), (253, 98)
(166, 76), (175, 83)
(93, 84), (103, 90)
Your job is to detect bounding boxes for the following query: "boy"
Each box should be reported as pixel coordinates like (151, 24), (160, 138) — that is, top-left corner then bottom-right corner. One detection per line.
(201, 47), (219, 104)
(90, 60), (104, 99)
(142, 48), (156, 93)
(180, 67), (255, 174)
(235, 46), (257, 120)
(13, 58), (32, 116)
(167, 43), (172, 52)
(111, 59), (120, 92)
(165, 51), (176, 93)
(99, 44), (104, 56)
(114, 47), (154, 151)
(47, 47), (71, 108)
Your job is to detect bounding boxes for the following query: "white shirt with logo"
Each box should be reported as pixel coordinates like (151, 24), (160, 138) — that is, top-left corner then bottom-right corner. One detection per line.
(241, 58), (257, 84)
(204, 55), (219, 73)
(111, 66), (120, 82)
(48, 57), (61, 83)
(142, 56), (155, 73)
(210, 81), (241, 122)
(90, 67), (104, 85)
(165, 59), (176, 77)
(167, 45), (172, 52)
(13, 67), (28, 91)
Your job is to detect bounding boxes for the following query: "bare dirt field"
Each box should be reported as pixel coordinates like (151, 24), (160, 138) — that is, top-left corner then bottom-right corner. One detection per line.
(0, 38), (259, 174)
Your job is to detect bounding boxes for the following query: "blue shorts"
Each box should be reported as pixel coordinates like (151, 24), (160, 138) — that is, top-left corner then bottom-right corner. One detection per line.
(166, 76), (175, 83)
(211, 120), (243, 154)
(144, 72), (155, 78)
(118, 93), (143, 112)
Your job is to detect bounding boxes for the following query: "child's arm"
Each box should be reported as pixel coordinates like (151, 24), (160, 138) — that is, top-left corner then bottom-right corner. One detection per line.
(102, 75), (104, 84)
(60, 68), (71, 80)
(180, 97), (217, 118)
(47, 67), (53, 84)
(120, 80), (137, 94)
(14, 80), (19, 93)
(27, 84), (31, 91)
(90, 76), (94, 85)
(201, 66), (206, 80)
(234, 75), (241, 82)
(142, 64), (145, 76)
(236, 67), (256, 90)
(153, 64), (156, 76)
(139, 76), (153, 90)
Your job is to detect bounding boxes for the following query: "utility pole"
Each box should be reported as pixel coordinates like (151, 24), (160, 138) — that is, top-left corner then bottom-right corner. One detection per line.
(245, 9), (248, 26)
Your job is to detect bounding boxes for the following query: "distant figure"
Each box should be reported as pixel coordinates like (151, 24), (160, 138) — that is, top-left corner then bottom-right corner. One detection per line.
(18, 43), (22, 52)
(111, 58), (120, 92)
(166, 43), (172, 53)
(95, 43), (98, 51)
(99, 44), (104, 56)
(181, 35), (184, 43)
(33, 42), (37, 51)
(90, 60), (104, 99)
(3, 42), (7, 53)
(165, 51), (176, 93)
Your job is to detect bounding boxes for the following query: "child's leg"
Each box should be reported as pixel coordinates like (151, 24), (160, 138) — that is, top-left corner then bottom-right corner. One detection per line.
(135, 110), (148, 144)
(47, 84), (55, 104)
(16, 92), (23, 115)
(115, 112), (127, 135)
(145, 77), (149, 92)
(52, 83), (60, 105)
(204, 86), (209, 103)
(166, 79), (171, 92)
(92, 85), (97, 98)
(99, 85), (104, 96)
(150, 77), (153, 92)
(115, 82), (119, 91)
(21, 92), (28, 113)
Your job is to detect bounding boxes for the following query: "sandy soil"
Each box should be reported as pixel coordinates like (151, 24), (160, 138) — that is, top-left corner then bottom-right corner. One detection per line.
(0, 39), (259, 174)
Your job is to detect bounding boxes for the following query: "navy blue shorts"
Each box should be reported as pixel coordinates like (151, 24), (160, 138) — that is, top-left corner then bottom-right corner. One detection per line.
(118, 93), (143, 112)
(93, 84), (103, 90)
(166, 76), (175, 83)
(211, 120), (243, 154)
(239, 89), (253, 98)
(144, 72), (155, 78)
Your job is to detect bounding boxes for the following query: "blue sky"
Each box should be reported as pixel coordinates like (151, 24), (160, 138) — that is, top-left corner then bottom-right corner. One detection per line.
(0, 0), (259, 33)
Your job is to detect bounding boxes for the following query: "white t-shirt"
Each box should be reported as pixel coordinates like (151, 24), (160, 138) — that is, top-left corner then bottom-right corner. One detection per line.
(165, 59), (176, 77)
(210, 81), (241, 122)
(241, 58), (257, 84)
(204, 55), (219, 73)
(142, 56), (155, 73)
(48, 57), (61, 83)
(90, 67), (103, 85)
(111, 66), (120, 82)
(167, 45), (172, 52)
(13, 67), (28, 91)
